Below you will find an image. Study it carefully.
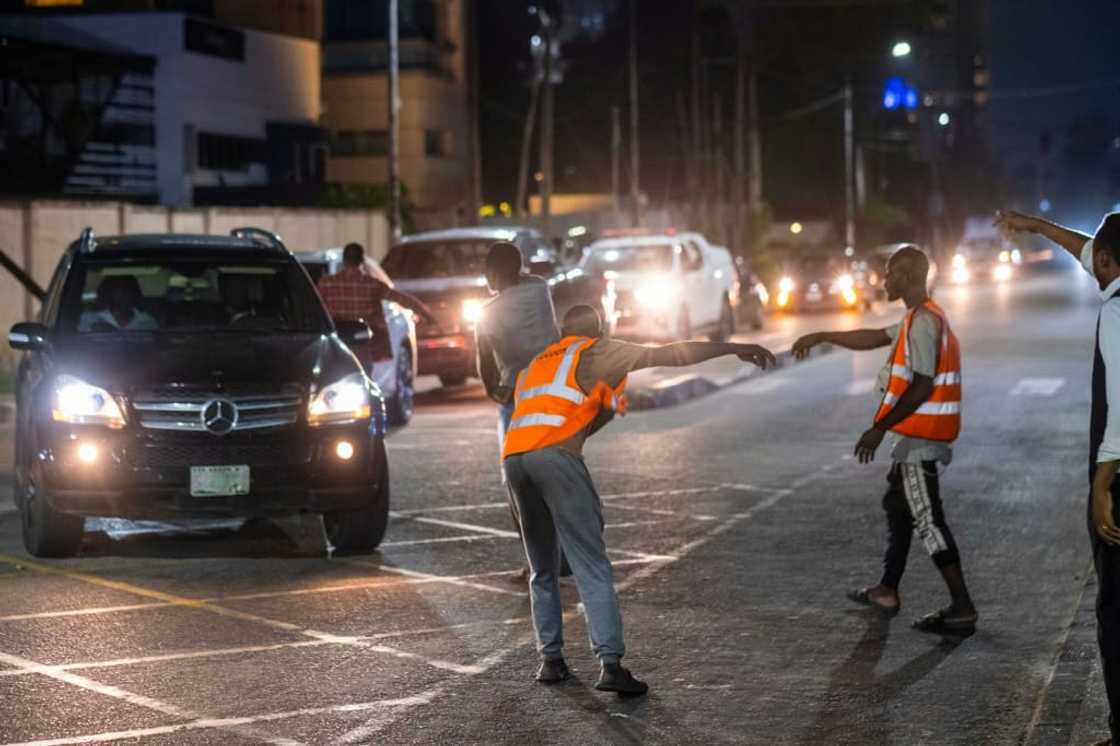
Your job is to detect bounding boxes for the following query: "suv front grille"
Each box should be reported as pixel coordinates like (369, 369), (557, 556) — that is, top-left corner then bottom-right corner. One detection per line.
(131, 385), (304, 434)
(131, 440), (312, 468)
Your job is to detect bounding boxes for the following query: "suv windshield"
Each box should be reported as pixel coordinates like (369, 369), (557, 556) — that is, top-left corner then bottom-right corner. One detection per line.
(58, 256), (329, 335)
(381, 240), (498, 279)
(583, 243), (674, 274)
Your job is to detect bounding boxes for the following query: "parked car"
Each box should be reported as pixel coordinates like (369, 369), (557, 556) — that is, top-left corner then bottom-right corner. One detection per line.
(380, 226), (616, 388)
(581, 229), (739, 341)
(296, 248), (418, 426)
(773, 253), (864, 313)
(6, 228), (390, 557)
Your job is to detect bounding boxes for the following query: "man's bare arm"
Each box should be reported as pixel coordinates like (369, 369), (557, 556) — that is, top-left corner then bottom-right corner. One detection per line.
(994, 209), (1091, 262)
(792, 329), (891, 359)
(636, 341), (775, 370)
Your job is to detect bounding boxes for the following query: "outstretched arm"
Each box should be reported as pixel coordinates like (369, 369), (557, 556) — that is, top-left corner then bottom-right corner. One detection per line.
(635, 341), (776, 371)
(792, 329), (891, 359)
(380, 284), (440, 328)
(994, 209), (1091, 262)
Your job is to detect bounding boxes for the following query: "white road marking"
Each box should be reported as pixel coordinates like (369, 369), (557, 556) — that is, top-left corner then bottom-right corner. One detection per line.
(845, 378), (876, 396)
(0, 650), (303, 746)
(390, 514), (520, 538)
(0, 460), (846, 746)
(1010, 377), (1066, 397)
(0, 690), (438, 746)
(353, 562), (525, 597)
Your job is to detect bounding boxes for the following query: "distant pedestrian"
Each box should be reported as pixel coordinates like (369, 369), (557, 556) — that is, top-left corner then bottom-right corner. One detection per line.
(318, 242), (439, 370)
(503, 304), (774, 694)
(476, 241), (563, 582)
(995, 209), (1120, 746)
(793, 246), (978, 634)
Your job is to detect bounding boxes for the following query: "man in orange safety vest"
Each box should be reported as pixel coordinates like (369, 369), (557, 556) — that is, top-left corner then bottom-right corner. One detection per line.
(503, 304), (775, 696)
(793, 245), (978, 635)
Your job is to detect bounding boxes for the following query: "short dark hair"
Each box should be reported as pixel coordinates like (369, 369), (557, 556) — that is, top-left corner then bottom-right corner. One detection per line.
(485, 241), (523, 281)
(1095, 213), (1120, 264)
(561, 304), (602, 338)
(343, 242), (365, 267)
(888, 244), (930, 282)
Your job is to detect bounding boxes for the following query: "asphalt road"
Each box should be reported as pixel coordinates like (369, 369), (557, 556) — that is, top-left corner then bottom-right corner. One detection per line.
(0, 269), (1108, 745)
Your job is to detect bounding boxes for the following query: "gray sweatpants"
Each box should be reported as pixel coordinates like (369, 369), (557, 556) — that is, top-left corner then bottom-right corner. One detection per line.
(504, 446), (625, 664)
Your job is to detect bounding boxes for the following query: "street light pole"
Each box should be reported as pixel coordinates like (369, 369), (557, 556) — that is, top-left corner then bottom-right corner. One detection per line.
(539, 11), (553, 238)
(843, 76), (855, 253)
(628, 0), (641, 226)
(388, 0), (401, 242)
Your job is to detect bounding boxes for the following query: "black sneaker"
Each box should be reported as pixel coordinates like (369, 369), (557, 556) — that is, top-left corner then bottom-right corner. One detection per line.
(535, 657), (571, 683)
(595, 663), (648, 697)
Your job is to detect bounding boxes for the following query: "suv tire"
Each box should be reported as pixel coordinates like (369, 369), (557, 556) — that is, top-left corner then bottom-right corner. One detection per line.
(323, 438), (390, 554)
(439, 372), (468, 388)
(20, 464), (83, 558)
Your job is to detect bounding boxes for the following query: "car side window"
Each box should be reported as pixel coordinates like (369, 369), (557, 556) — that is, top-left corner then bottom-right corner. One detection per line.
(680, 242), (703, 273)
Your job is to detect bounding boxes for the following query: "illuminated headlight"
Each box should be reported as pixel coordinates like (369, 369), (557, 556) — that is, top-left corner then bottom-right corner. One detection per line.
(992, 264), (1012, 282)
(51, 375), (125, 429)
(951, 266), (971, 284)
(634, 278), (677, 310)
(461, 298), (484, 325)
(776, 291), (791, 308)
(1011, 249), (1022, 264)
(833, 274), (854, 292)
(308, 373), (371, 426)
(998, 250), (1010, 264)
(951, 253), (967, 270)
(778, 276), (795, 293)
(841, 288), (858, 306)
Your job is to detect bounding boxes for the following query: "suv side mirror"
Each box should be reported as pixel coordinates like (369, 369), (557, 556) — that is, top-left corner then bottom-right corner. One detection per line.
(335, 319), (373, 346)
(9, 322), (50, 351)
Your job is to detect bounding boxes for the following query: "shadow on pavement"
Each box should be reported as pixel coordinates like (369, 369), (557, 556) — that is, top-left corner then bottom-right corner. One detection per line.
(552, 673), (651, 745)
(799, 609), (963, 745)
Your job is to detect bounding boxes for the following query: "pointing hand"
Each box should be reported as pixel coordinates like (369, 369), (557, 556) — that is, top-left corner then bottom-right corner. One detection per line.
(792, 333), (821, 361)
(736, 344), (776, 369)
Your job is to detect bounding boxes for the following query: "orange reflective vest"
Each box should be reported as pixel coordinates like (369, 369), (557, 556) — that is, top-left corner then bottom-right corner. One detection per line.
(874, 300), (962, 442)
(502, 336), (627, 459)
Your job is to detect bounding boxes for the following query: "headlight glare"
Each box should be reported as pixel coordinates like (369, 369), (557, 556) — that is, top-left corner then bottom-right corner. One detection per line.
(778, 276), (795, 293)
(461, 299), (483, 324)
(308, 374), (371, 426)
(51, 375), (125, 428)
(634, 277), (677, 309)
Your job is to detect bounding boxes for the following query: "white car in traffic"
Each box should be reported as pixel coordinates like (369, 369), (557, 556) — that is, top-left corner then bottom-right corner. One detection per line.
(580, 230), (740, 341)
(297, 249), (419, 426)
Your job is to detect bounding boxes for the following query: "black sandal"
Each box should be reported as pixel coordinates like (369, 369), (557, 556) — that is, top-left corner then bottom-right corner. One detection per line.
(847, 587), (900, 616)
(912, 606), (978, 636)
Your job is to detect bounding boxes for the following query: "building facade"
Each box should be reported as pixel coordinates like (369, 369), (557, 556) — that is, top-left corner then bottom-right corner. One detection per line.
(321, 0), (475, 222)
(0, 12), (323, 207)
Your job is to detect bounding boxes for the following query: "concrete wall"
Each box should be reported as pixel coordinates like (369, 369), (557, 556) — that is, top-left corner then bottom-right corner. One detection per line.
(0, 200), (388, 371)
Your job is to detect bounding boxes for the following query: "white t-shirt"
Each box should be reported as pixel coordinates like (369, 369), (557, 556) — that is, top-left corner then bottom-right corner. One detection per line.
(78, 308), (158, 332)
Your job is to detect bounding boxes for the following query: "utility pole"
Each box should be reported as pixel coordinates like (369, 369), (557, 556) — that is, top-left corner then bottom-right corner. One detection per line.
(843, 77), (855, 253)
(611, 105), (621, 215)
(747, 57), (762, 209)
(466, 0), (482, 224)
(628, 0), (641, 226)
(387, 0), (401, 241)
(515, 74), (540, 219)
(539, 10), (554, 238)
(732, 24), (745, 254)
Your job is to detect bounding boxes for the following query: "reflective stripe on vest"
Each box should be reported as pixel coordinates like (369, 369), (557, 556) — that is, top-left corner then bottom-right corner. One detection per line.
(502, 336), (627, 458)
(874, 301), (962, 442)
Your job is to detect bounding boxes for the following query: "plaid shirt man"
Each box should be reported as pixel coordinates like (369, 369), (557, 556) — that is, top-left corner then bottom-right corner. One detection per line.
(318, 265), (435, 366)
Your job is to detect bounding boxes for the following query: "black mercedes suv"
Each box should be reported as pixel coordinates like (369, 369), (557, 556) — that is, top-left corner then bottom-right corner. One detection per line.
(7, 228), (390, 557)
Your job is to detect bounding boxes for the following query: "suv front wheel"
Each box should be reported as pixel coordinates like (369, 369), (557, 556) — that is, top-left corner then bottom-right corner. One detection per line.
(20, 461), (84, 558)
(323, 438), (390, 553)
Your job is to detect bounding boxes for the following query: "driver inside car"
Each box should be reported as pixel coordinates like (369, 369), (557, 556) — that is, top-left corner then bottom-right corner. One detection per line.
(78, 275), (159, 332)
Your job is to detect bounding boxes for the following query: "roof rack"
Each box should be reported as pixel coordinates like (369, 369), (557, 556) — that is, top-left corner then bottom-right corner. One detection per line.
(230, 227), (288, 253)
(78, 227), (96, 254)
